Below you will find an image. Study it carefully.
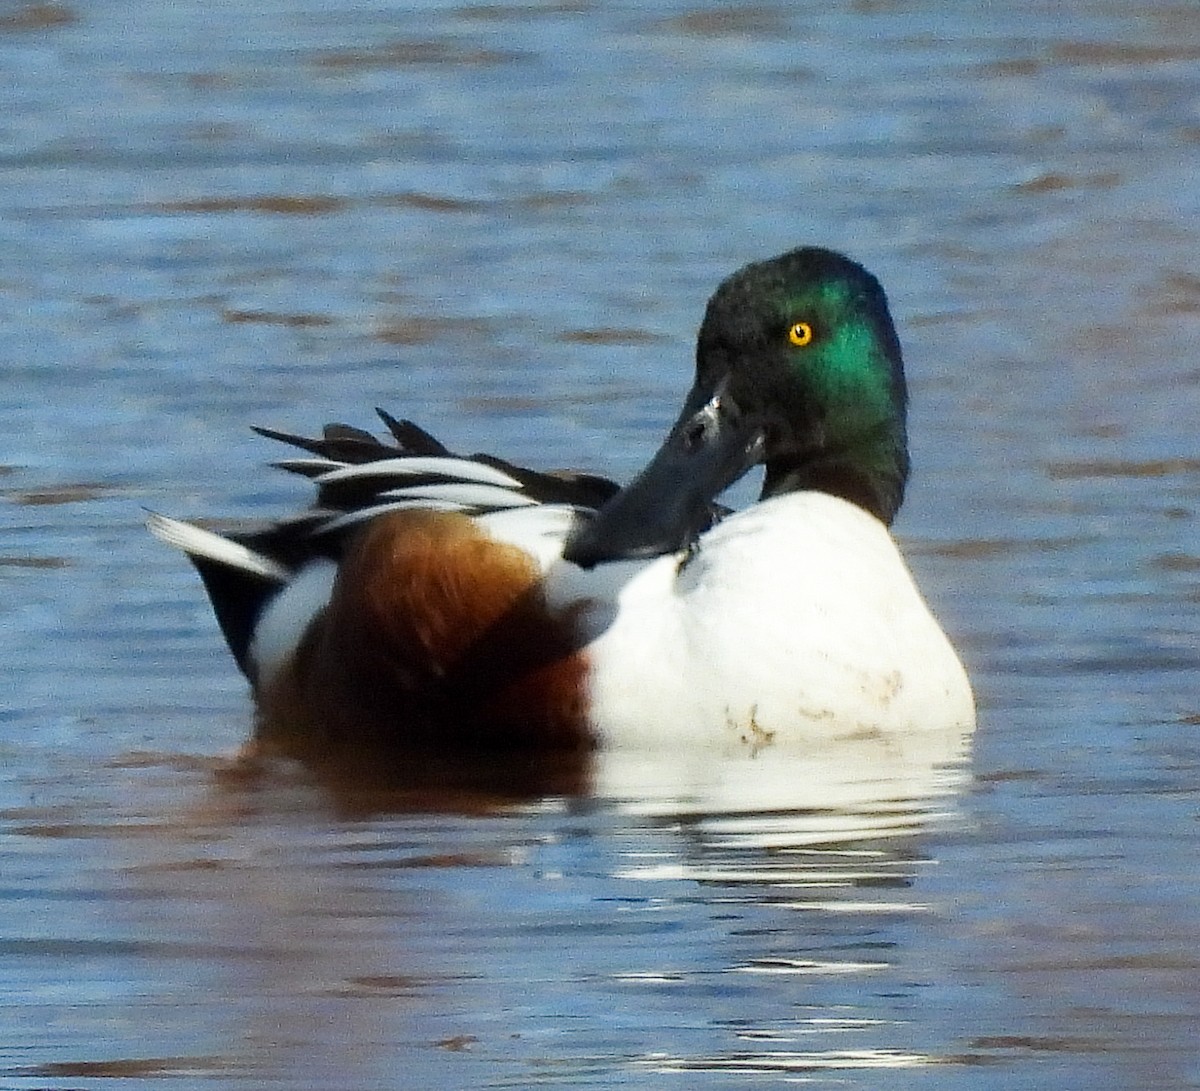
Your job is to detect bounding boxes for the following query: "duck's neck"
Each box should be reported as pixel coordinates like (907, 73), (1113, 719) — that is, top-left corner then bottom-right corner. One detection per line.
(760, 428), (909, 525)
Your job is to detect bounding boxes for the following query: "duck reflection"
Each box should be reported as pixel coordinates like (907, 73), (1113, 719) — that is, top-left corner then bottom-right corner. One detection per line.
(224, 715), (971, 837)
(83, 720), (973, 1088)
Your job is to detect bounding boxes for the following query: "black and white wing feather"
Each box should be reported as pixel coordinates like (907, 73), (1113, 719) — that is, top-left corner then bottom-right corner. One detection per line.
(148, 409), (620, 675)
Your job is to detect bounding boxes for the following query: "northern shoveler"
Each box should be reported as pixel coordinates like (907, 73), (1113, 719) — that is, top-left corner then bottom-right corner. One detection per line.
(150, 247), (975, 753)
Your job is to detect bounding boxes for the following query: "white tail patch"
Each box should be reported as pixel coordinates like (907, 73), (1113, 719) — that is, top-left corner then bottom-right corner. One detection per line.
(146, 513), (290, 582)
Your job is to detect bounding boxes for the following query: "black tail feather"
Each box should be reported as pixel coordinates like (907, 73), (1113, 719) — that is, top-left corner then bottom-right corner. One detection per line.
(375, 408), (452, 455)
(189, 555), (280, 680)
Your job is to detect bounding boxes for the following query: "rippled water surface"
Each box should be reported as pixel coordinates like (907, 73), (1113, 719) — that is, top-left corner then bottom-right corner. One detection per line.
(4, 1), (1200, 1087)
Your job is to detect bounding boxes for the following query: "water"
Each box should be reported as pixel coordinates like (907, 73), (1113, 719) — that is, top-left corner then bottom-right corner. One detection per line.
(2, 0), (1200, 1086)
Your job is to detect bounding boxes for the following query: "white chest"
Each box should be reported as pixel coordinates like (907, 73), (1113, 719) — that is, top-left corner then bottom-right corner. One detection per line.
(576, 493), (974, 748)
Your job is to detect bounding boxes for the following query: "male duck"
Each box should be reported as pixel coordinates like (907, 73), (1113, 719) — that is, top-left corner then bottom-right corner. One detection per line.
(150, 247), (975, 752)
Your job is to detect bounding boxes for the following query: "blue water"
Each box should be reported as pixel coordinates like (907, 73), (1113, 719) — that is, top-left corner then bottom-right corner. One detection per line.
(3, 1), (1200, 1087)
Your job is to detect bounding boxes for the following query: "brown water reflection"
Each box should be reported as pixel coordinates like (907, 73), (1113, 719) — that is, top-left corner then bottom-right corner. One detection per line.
(228, 738), (591, 818)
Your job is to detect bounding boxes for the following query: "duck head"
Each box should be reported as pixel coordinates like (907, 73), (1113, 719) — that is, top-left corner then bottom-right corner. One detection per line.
(564, 247), (910, 568)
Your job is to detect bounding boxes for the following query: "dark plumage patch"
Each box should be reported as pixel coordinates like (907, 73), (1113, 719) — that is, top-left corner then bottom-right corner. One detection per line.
(259, 408), (620, 512)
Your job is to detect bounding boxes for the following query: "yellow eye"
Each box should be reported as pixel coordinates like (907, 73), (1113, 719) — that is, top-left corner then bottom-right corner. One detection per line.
(788, 321), (814, 347)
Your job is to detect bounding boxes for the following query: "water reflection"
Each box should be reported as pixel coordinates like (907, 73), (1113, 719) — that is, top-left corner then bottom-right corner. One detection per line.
(587, 731), (971, 1077)
(226, 736), (593, 818)
(184, 728), (969, 1081)
(594, 725), (970, 823)
(235, 719), (970, 830)
(0, 727), (971, 1086)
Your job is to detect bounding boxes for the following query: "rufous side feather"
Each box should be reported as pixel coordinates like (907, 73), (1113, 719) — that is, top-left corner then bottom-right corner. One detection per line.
(257, 510), (591, 750)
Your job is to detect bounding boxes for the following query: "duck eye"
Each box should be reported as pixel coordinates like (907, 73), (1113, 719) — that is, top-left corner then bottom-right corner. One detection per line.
(788, 321), (814, 347)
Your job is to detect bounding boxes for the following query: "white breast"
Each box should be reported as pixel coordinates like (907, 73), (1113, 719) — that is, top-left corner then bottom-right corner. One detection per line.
(577, 492), (975, 749)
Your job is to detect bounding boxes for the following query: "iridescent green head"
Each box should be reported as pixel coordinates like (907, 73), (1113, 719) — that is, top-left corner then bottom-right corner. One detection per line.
(695, 247), (909, 519)
(565, 248), (911, 567)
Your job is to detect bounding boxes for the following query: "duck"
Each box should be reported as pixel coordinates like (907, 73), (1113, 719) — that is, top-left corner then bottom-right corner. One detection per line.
(149, 247), (975, 754)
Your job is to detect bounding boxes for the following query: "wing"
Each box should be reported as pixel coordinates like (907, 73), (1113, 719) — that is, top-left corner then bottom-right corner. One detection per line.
(149, 408), (621, 676)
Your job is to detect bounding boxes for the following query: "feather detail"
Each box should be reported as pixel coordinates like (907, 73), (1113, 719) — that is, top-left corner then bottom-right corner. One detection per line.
(146, 512), (290, 582)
